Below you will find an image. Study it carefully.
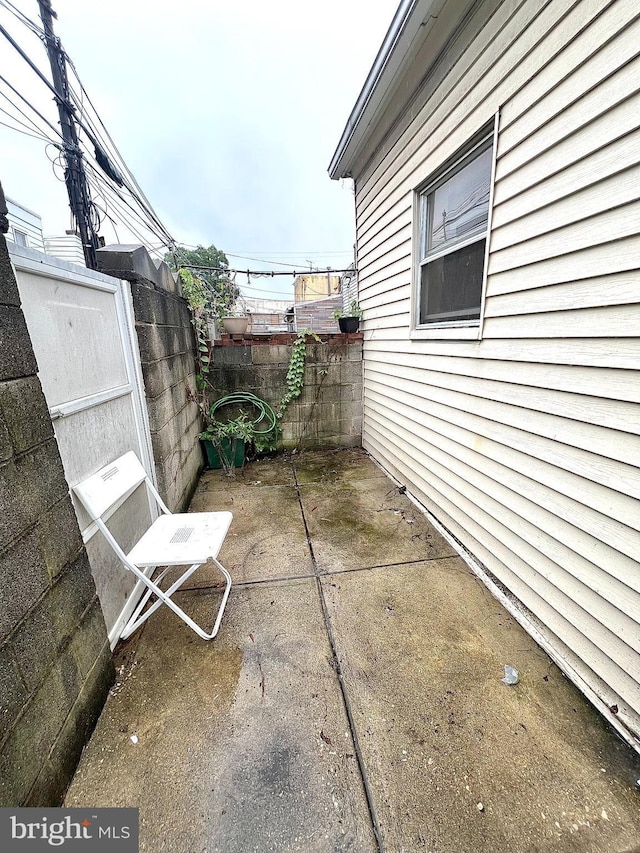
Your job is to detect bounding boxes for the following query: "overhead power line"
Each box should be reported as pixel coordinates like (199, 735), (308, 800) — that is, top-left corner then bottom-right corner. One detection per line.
(0, 117), (49, 140)
(0, 71), (64, 140)
(0, 17), (60, 102)
(225, 252), (354, 268)
(0, 0), (176, 256)
(180, 264), (355, 277)
(0, 0), (44, 36)
(64, 59), (174, 244)
(226, 249), (353, 256)
(225, 253), (314, 269)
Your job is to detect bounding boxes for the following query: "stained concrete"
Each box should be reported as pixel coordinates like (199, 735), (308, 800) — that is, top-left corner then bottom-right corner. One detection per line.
(189, 483), (312, 585)
(321, 562), (640, 852)
(65, 450), (640, 852)
(299, 476), (456, 573)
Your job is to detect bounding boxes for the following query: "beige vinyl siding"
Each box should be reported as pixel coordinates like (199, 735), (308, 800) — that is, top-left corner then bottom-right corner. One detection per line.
(354, 0), (640, 747)
(355, 0), (609, 227)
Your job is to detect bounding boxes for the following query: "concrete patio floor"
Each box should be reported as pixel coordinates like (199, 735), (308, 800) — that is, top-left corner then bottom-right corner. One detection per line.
(65, 449), (640, 852)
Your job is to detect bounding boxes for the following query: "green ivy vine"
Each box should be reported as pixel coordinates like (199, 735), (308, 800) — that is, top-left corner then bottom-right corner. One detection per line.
(276, 329), (320, 419)
(180, 283), (323, 464)
(179, 268), (211, 392)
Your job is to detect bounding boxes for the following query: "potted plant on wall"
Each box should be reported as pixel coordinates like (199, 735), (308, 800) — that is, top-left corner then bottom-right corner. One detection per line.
(221, 314), (250, 335)
(333, 300), (363, 333)
(221, 298), (250, 335)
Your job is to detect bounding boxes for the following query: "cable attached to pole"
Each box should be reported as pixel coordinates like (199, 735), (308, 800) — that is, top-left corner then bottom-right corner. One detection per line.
(35, 0), (99, 268)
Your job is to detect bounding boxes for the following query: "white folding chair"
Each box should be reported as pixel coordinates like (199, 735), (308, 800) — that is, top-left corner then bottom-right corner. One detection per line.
(73, 451), (232, 641)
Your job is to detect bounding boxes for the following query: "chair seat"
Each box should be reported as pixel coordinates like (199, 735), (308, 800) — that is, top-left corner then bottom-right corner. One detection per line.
(127, 511), (233, 567)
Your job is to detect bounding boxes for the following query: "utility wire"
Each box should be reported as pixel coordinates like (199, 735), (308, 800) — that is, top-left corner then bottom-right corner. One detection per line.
(64, 68), (174, 245)
(238, 282), (297, 296)
(0, 19), (61, 104)
(0, 105), (46, 136)
(65, 63), (168, 226)
(0, 72), (64, 140)
(164, 241), (352, 258)
(0, 0), (44, 35)
(75, 106), (174, 245)
(0, 87), (55, 138)
(84, 159), (174, 252)
(0, 8), (175, 253)
(84, 166), (171, 252)
(225, 252), (314, 269)
(225, 252), (351, 269)
(181, 264), (355, 277)
(228, 250), (353, 256)
(0, 117), (50, 140)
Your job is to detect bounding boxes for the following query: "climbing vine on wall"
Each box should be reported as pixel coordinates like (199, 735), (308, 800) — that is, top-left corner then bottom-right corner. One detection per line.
(179, 268), (210, 391)
(276, 329), (320, 419)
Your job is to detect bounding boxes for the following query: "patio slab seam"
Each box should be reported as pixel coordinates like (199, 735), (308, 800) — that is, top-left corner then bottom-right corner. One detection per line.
(292, 463), (386, 853)
(64, 450), (640, 853)
(175, 553), (466, 594)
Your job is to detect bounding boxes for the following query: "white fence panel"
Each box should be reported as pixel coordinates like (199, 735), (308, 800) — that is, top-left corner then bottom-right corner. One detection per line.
(11, 245), (156, 644)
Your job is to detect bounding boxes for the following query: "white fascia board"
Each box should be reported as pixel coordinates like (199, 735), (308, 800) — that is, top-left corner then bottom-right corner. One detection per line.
(328, 0), (448, 180)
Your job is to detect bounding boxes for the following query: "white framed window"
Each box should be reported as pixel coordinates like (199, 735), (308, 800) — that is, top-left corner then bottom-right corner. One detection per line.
(12, 227), (29, 247)
(413, 122), (496, 337)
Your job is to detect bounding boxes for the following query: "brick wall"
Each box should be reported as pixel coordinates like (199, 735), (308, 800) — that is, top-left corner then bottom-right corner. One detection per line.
(210, 334), (363, 450)
(97, 245), (202, 511)
(0, 196), (113, 806)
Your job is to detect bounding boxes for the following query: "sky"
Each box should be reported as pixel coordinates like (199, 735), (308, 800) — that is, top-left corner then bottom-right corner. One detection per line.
(0, 0), (399, 299)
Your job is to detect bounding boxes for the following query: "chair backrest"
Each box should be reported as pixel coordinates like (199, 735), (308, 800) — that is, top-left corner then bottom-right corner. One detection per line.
(73, 451), (148, 521)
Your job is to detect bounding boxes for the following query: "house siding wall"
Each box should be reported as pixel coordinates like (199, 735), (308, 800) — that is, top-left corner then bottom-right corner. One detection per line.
(353, 0), (640, 745)
(5, 199), (45, 253)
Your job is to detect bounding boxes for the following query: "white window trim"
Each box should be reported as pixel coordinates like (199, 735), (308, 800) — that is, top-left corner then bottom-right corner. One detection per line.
(477, 112), (501, 341)
(12, 227), (29, 247)
(410, 112), (499, 341)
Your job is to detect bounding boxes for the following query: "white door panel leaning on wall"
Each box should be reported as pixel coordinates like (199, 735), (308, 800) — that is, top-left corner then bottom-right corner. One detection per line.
(10, 244), (156, 645)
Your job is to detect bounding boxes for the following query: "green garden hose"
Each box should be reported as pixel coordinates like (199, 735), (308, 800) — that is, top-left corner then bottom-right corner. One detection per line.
(209, 392), (278, 436)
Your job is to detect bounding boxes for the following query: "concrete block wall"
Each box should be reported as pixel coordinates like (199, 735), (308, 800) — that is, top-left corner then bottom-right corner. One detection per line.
(97, 245), (202, 511)
(0, 195), (113, 806)
(210, 334), (363, 450)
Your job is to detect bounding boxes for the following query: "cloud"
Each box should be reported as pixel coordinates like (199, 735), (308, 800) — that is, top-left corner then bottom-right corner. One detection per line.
(1, 0), (397, 296)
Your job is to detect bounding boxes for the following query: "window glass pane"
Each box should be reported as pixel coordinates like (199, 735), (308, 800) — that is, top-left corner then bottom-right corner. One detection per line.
(13, 229), (28, 247)
(428, 147), (492, 252)
(419, 239), (485, 324)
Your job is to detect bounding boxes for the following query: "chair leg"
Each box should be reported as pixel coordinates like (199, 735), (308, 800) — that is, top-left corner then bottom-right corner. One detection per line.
(205, 559), (232, 640)
(120, 559), (232, 641)
(122, 566), (174, 637)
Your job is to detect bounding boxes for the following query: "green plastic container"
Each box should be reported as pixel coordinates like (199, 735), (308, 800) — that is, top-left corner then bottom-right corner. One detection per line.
(202, 438), (245, 469)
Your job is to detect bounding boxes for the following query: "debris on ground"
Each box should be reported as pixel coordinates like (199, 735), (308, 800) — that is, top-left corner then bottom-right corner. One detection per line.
(501, 665), (519, 685)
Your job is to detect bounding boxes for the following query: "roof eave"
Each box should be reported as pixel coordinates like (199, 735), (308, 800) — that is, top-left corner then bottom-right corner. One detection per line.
(328, 0), (447, 180)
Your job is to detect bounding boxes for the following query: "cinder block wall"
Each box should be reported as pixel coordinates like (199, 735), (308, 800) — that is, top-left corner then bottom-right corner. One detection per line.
(0, 203), (113, 806)
(97, 246), (202, 511)
(210, 335), (363, 449)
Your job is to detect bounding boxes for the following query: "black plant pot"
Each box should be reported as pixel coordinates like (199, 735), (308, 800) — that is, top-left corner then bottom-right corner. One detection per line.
(338, 316), (360, 333)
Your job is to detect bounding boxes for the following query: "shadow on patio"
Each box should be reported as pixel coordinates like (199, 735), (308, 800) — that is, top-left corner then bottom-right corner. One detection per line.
(65, 449), (640, 853)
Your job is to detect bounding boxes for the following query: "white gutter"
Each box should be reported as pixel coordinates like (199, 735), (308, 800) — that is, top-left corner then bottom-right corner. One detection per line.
(328, 0), (443, 179)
